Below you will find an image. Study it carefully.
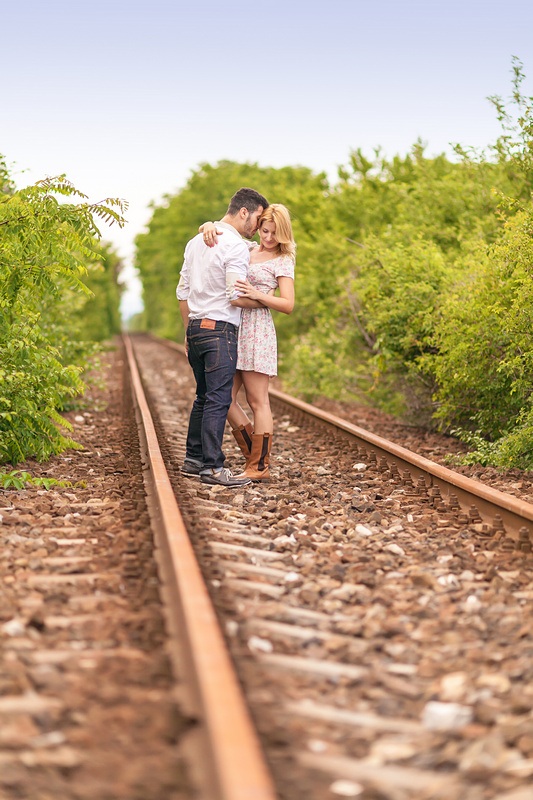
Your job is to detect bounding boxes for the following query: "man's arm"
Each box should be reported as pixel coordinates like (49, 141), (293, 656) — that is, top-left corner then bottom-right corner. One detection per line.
(176, 245), (191, 349)
(179, 300), (190, 353)
(179, 299), (190, 330)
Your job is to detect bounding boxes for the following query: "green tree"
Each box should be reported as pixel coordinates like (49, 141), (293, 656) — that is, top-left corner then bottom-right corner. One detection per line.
(135, 159), (329, 340)
(80, 242), (124, 342)
(134, 61), (533, 468)
(426, 209), (533, 466)
(0, 167), (126, 465)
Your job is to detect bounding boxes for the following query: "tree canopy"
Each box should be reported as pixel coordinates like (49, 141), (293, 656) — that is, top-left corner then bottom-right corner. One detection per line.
(135, 58), (533, 468)
(0, 164), (126, 466)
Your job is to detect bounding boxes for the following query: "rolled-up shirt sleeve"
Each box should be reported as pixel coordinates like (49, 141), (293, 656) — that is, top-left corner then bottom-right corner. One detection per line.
(225, 241), (249, 300)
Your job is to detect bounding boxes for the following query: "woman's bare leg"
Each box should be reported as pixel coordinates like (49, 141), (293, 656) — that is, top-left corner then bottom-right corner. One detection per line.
(227, 371), (252, 429)
(241, 371), (272, 434)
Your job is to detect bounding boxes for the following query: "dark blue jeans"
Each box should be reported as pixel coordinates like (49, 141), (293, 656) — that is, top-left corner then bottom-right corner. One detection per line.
(185, 319), (238, 470)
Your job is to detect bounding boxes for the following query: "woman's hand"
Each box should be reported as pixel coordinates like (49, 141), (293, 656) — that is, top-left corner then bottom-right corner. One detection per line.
(199, 221), (222, 247)
(234, 279), (262, 301)
(236, 277), (294, 314)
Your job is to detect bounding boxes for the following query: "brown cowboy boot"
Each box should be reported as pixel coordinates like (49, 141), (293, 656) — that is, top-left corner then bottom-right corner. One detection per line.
(231, 423), (253, 466)
(244, 433), (271, 482)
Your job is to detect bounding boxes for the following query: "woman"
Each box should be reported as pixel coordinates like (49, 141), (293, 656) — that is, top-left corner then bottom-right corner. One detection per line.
(201, 203), (295, 481)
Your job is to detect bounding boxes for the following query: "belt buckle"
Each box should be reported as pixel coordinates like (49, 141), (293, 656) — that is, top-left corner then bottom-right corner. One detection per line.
(200, 319), (217, 330)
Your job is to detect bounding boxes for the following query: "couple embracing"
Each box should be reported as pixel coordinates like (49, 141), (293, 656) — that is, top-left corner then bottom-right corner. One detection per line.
(176, 187), (296, 488)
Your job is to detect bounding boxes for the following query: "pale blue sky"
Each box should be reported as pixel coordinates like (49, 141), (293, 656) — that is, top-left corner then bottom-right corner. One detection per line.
(3, 0), (532, 316)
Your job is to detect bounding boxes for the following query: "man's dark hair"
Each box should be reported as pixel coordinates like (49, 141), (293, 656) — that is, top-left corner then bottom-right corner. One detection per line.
(227, 187), (269, 216)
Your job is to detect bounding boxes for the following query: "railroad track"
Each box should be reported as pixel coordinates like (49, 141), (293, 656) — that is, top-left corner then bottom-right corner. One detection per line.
(2, 333), (530, 799)
(160, 335), (533, 547)
(123, 333), (533, 800)
(124, 335), (276, 800)
(0, 346), (195, 800)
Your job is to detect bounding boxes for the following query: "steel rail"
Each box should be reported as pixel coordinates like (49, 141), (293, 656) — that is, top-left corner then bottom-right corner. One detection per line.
(123, 335), (277, 800)
(269, 387), (533, 543)
(157, 335), (533, 544)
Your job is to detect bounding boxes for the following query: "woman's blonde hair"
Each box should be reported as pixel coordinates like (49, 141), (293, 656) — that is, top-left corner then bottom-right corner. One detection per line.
(259, 203), (296, 259)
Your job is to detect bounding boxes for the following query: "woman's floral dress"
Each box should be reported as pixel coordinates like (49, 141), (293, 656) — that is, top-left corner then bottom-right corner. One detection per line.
(237, 249), (295, 377)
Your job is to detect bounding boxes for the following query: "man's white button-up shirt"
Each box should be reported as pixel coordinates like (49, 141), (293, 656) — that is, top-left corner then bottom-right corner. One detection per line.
(176, 221), (249, 326)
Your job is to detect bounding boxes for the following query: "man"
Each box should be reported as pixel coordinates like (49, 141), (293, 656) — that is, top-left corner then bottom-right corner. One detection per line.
(176, 187), (268, 487)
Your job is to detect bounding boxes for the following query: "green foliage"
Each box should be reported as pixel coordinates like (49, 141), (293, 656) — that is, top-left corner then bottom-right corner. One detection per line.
(0, 166), (126, 466)
(79, 242), (124, 341)
(0, 156), (15, 196)
(484, 56), (533, 201)
(135, 160), (329, 340)
(0, 319), (84, 463)
(341, 231), (454, 419)
(349, 232), (451, 361)
(335, 144), (503, 250)
(426, 209), (533, 465)
(416, 59), (533, 466)
(0, 469), (77, 489)
(135, 59), (533, 468)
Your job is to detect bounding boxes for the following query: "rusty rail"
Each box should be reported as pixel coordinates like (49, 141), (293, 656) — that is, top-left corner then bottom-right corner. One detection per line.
(269, 387), (533, 543)
(158, 334), (533, 543)
(123, 335), (277, 800)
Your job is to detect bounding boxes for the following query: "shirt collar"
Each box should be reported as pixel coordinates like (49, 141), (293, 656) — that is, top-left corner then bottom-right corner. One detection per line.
(216, 221), (242, 238)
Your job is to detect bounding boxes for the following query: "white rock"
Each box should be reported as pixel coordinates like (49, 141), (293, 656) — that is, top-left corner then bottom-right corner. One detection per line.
(352, 463), (367, 472)
(247, 636), (273, 653)
(307, 739), (328, 753)
(439, 671), (469, 702)
(273, 535), (296, 546)
(2, 618), (26, 637)
(225, 621), (238, 637)
(463, 594), (482, 612)
(31, 731), (66, 748)
(437, 573), (460, 588)
(355, 524), (373, 537)
(369, 736), (418, 762)
(330, 583), (359, 601)
(384, 524), (404, 534)
(329, 779), (364, 797)
(477, 672), (511, 694)
(284, 571), (300, 582)
(422, 701), (473, 730)
(384, 543), (405, 556)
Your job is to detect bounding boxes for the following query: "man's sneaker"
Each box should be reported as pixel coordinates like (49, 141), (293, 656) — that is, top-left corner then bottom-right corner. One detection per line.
(200, 467), (251, 487)
(182, 458), (203, 476)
